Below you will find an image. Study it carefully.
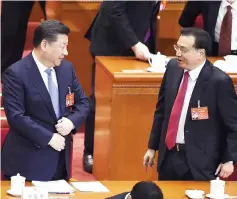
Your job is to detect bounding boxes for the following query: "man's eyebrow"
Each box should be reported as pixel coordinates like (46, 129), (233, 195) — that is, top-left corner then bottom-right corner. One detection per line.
(177, 44), (187, 49)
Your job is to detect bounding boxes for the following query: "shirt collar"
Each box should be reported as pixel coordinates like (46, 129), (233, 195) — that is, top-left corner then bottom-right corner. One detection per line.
(124, 192), (131, 199)
(186, 60), (206, 82)
(221, 0), (237, 10)
(32, 50), (54, 74)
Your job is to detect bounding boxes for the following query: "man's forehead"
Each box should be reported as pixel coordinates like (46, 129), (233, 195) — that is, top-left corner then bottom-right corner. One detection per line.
(177, 35), (195, 47)
(55, 34), (68, 43)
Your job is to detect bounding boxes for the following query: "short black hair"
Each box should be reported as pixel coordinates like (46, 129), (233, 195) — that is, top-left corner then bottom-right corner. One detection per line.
(131, 181), (163, 199)
(180, 27), (212, 55)
(33, 20), (70, 47)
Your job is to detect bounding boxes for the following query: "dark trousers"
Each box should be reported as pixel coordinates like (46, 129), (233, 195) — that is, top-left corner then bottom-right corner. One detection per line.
(159, 146), (194, 181)
(1, 1), (46, 74)
(51, 150), (68, 180)
(84, 58), (96, 156)
(212, 41), (219, 56)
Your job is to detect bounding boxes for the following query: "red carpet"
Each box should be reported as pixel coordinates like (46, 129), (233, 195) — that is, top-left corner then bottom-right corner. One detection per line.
(72, 133), (96, 181)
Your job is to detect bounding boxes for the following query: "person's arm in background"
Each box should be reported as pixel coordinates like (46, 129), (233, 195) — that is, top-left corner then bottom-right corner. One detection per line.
(178, 1), (204, 27)
(101, 1), (150, 61)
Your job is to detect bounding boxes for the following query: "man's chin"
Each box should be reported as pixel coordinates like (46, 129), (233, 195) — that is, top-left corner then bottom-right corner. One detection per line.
(178, 61), (187, 69)
(54, 60), (63, 66)
(177, 60), (184, 66)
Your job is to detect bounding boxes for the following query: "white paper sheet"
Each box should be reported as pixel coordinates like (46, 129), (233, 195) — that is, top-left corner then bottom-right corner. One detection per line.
(70, 181), (109, 192)
(32, 180), (75, 194)
(122, 69), (145, 73)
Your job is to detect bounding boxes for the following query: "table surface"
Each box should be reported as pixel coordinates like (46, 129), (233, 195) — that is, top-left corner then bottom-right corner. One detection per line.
(1, 180), (237, 199)
(95, 56), (223, 74)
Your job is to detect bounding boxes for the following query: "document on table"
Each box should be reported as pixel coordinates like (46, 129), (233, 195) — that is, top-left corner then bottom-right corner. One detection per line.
(122, 69), (145, 73)
(70, 181), (109, 192)
(32, 180), (75, 194)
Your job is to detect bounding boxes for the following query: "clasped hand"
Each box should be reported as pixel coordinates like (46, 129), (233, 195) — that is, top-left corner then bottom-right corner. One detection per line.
(55, 117), (74, 136)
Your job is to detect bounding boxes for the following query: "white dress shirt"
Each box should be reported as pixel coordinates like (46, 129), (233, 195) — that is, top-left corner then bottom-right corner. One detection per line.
(215, 0), (237, 50)
(124, 193), (131, 199)
(175, 61), (206, 144)
(32, 50), (58, 91)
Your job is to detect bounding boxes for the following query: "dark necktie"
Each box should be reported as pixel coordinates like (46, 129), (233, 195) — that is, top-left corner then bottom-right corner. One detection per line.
(218, 6), (232, 56)
(165, 71), (189, 150)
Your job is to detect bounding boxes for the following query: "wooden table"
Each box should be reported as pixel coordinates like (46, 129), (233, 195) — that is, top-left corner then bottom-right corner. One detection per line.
(93, 56), (237, 181)
(1, 181), (237, 199)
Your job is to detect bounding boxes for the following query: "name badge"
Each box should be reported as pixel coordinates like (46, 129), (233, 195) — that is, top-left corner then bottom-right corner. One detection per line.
(66, 87), (74, 107)
(191, 100), (209, 120)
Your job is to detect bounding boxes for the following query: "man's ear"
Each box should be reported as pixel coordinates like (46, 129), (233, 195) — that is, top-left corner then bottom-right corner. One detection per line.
(198, 49), (205, 56)
(41, 39), (48, 51)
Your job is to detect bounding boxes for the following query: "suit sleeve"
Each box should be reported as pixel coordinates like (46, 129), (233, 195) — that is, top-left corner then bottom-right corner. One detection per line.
(66, 65), (90, 132)
(178, 1), (204, 27)
(84, 12), (99, 41)
(217, 75), (237, 163)
(148, 63), (168, 150)
(2, 68), (53, 148)
(102, 1), (139, 49)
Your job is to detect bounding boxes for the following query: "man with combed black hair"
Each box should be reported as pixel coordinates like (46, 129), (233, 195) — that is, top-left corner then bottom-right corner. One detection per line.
(105, 181), (163, 199)
(144, 27), (237, 180)
(2, 20), (90, 181)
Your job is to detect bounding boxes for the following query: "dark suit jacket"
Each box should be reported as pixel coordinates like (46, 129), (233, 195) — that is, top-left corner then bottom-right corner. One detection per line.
(178, 1), (222, 56)
(148, 58), (237, 180)
(105, 192), (128, 199)
(1, 53), (90, 181)
(87, 1), (161, 56)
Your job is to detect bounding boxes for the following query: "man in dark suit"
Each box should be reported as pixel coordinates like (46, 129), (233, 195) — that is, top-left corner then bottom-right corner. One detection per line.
(105, 181), (163, 199)
(178, 0), (237, 56)
(1, 1), (46, 74)
(143, 27), (237, 180)
(1, 20), (90, 181)
(84, 1), (161, 173)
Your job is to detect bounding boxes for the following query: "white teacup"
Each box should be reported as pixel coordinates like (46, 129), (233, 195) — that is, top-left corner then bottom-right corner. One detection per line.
(148, 52), (167, 69)
(10, 173), (26, 194)
(210, 177), (225, 198)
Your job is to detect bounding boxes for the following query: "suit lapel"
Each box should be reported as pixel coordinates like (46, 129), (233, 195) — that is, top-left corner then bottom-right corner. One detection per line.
(207, 1), (221, 39)
(185, 60), (212, 123)
(26, 53), (57, 119)
(168, 66), (184, 112)
(54, 66), (67, 117)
